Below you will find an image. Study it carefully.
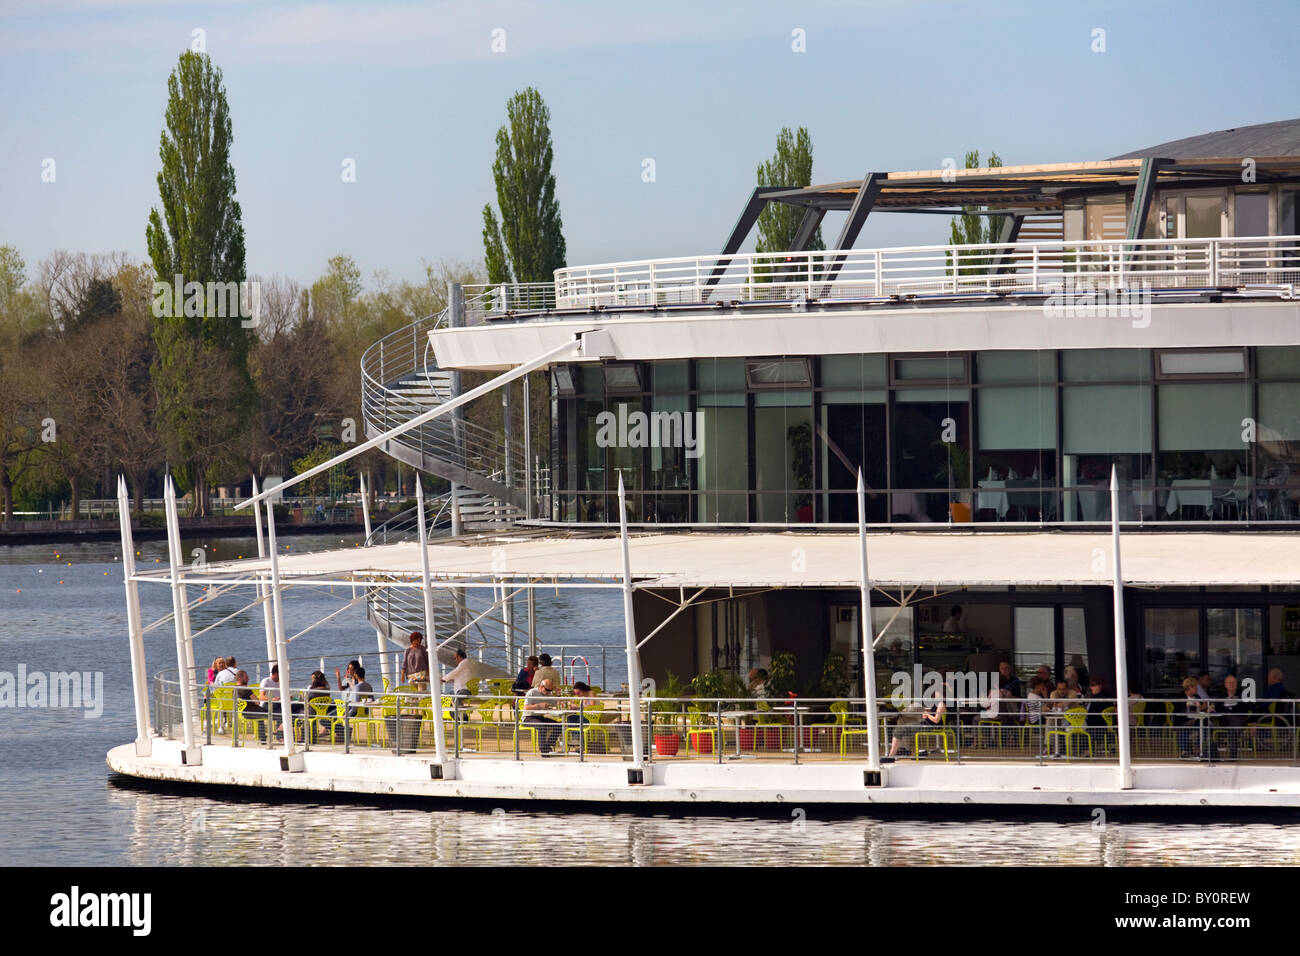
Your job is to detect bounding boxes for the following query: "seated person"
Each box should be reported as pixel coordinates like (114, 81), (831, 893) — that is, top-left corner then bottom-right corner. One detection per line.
(1174, 677), (1213, 758)
(1023, 676), (1047, 726)
(513, 655), (540, 695)
(883, 697), (945, 761)
(1215, 672), (1248, 758)
(523, 678), (563, 754)
(562, 682), (597, 725)
(335, 661), (373, 717)
(532, 654), (562, 690)
(748, 668), (770, 699)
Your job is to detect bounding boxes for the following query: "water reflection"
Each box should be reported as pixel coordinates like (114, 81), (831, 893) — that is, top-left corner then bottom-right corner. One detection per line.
(107, 784), (1300, 867)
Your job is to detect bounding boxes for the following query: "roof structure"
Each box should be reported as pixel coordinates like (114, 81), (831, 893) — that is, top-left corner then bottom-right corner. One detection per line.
(1112, 117), (1300, 160)
(137, 531), (1300, 590)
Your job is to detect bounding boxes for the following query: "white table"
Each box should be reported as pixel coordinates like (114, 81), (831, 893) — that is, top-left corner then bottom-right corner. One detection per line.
(976, 480), (1009, 518)
(1166, 479), (1214, 516)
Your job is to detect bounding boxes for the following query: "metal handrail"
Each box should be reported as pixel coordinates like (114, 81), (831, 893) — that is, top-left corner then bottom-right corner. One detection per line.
(549, 235), (1300, 310)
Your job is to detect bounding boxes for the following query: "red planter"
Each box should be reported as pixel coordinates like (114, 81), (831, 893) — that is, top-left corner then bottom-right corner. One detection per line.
(760, 727), (783, 750)
(689, 731), (714, 754)
(653, 734), (680, 756)
(738, 727), (755, 750)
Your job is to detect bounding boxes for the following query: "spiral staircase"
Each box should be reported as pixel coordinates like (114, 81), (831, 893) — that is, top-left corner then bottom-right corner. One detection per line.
(359, 290), (539, 669)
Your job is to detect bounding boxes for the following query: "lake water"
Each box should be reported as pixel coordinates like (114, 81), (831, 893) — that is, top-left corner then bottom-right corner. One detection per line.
(3, 533), (1300, 867)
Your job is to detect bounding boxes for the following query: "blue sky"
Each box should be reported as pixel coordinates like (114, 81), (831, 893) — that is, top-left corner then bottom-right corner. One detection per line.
(2, 0), (1297, 286)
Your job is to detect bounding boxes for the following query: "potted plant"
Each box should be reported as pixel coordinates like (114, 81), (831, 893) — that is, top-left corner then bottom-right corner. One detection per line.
(689, 669), (749, 753)
(787, 422), (814, 522)
(933, 439), (972, 522)
(650, 671), (687, 756)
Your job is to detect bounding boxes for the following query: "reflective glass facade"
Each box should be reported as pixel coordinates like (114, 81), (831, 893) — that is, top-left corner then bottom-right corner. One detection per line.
(551, 346), (1300, 524)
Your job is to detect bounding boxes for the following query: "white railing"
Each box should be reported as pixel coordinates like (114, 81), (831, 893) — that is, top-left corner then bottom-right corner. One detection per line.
(546, 235), (1300, 311)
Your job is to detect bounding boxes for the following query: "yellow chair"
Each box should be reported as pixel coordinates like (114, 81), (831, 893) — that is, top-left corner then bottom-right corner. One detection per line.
(234, 699), (267, 743)
(809, 700), (861, 750)
(684, 705), (719, 756)
(561, 701), (610, 754)
(207, 685), (235, 735)
(1046, 707), (1092, 758)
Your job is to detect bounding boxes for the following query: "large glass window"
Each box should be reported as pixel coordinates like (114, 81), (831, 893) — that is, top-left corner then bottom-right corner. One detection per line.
(695, 359), (747, 522)
(1143, 607), (1201, 695)
(1014, 607), (1055, 680)
(754, 394), (813, 522)
(1256, 382), (1300, 520)
(891, 391), (970, 522)
(1062, 384), (1153, 520)
(1157, 383), (1250, 518)
(976, 385), (1057, 520)
(1206, 608), (1264, 689)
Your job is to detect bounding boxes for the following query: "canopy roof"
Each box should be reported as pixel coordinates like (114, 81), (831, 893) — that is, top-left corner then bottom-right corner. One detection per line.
(138, 531), (1300, 590)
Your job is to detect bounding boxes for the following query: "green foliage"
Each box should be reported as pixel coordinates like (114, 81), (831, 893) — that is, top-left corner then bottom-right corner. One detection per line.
(291, 442), (353, 498)
(691, 668), (750, 702)
(948, 150), (1004, 274)
(756, 127), (823, 254)
(788, 421), (813, 507)
(767, 652), (798, 697)
(145, 51), (253, 514)
(67, 277), (122, 332)
(651, 669), (688, 720)
(819, 652), (853, 698)
(482, 88), (566, 284)
(0, 246), (26, 313)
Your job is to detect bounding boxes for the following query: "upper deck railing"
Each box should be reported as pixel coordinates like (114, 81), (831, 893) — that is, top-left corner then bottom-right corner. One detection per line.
(526, 235), (1299, 314)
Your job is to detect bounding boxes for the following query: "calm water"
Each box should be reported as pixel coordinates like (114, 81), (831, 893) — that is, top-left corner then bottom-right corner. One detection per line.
(3, 533), (1300, 867)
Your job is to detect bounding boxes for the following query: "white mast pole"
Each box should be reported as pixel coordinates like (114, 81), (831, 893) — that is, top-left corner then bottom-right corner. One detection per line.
(417, 475), (449, 766)
(163, 476), (199, 762)
(252, 476), (276, 666)
(857, 470), (881, 771)
(618, 474), (646, 769)
(1110, 466), (1133, 789)
(359, 473), (373, 541)
(117, 476), (152, 755)
(265, 497), (299, 765)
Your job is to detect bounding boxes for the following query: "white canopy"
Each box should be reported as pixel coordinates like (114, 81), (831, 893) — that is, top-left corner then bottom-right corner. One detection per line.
(136, 530), (1300, 589)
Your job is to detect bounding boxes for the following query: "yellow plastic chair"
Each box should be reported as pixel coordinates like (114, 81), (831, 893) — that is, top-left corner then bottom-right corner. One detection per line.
(809, 700), (861, 750)
(1046, 707), (1092, 758)
(561, 701), (610, 754)
(234, 699), (266, 743)
(208, 685), (235, 734)
(685, 705), (719, 756)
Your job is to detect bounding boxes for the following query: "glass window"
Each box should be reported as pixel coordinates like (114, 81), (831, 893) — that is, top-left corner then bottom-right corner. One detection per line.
(1014, 607), (1055, 680)
(697, 406), (747, 522)
(1143, 607), (1200, 696)
(820, 354), (887, 388)
(976, 386), (1057, 520)
(1256, 347), (1300, 379)
(1185, 192), (1222, 239)
(651, 361), (688, 392)
(755, 404), (813, 522)
(1281, 190), (1298, 236)
(1063, 385), (1152, 453)
(1063, 608), (1088, 683)
(891, 400), (970, 522)
(1256, 384), (1300, 516)
(976, 350), (1057, 384)
(746, 358), (811, 388)
(1235, 191), (1269, 237)
(1062, 349), (1151, 382)
(892, 356), (967, 383)
(695, 358), (745, 392)
(1158, 383), (1250, 450)
(873, 606), (914, 699)
(604, 364), (642, 392)
(1206, 608), (1264, 689)
(978, 386), (1056, 450)
(1156, 350), (1246, 377)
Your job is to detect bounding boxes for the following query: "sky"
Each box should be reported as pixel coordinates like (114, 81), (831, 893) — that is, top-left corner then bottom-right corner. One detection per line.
(1, 0), (1298, 288)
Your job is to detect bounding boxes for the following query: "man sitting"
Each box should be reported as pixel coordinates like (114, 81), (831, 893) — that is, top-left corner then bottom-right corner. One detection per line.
(523, 678), (563, 754)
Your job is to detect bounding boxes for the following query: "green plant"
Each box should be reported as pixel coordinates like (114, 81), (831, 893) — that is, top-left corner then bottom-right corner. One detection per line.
(767, 652), (798, 697)
(819, 652), (853, 698)
(932, 439), (971, 492)
(691, 668), (750, 704)
(650, 670), (688, 736)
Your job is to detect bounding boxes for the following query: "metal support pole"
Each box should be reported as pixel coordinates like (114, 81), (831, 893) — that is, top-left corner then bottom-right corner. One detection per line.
(163, 476), (199, 762)
(359, 473), (372, 541)
(265, 498), (300, 766)
(117, 476), (152, 755)
(252, 476), (276, 666)
(416, 476), (449, 767)
(618, 475), (646, 769)
(376, 628), (392, 688)
(527, 587), (538, 659)
(1110, 466), (1134, 789)
(857, 471), (881, 771)
(523, 372), (533, 519)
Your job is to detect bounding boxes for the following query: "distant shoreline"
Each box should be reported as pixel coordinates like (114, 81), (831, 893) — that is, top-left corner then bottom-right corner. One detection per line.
(0, 516), (367, 545)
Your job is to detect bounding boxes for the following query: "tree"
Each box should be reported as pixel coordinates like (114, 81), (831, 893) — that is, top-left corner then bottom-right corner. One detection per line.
(755, 127), (823, 254)
(948, 149), (1004, 247)
(481, 88), (566, 285)
(144, 50), (253, 515)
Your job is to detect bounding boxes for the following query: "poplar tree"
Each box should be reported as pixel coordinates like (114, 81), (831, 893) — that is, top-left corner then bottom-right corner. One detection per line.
(145, 51), (252, 514)
(481, 88), (566, 285)
(755, 127), (823, 254)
